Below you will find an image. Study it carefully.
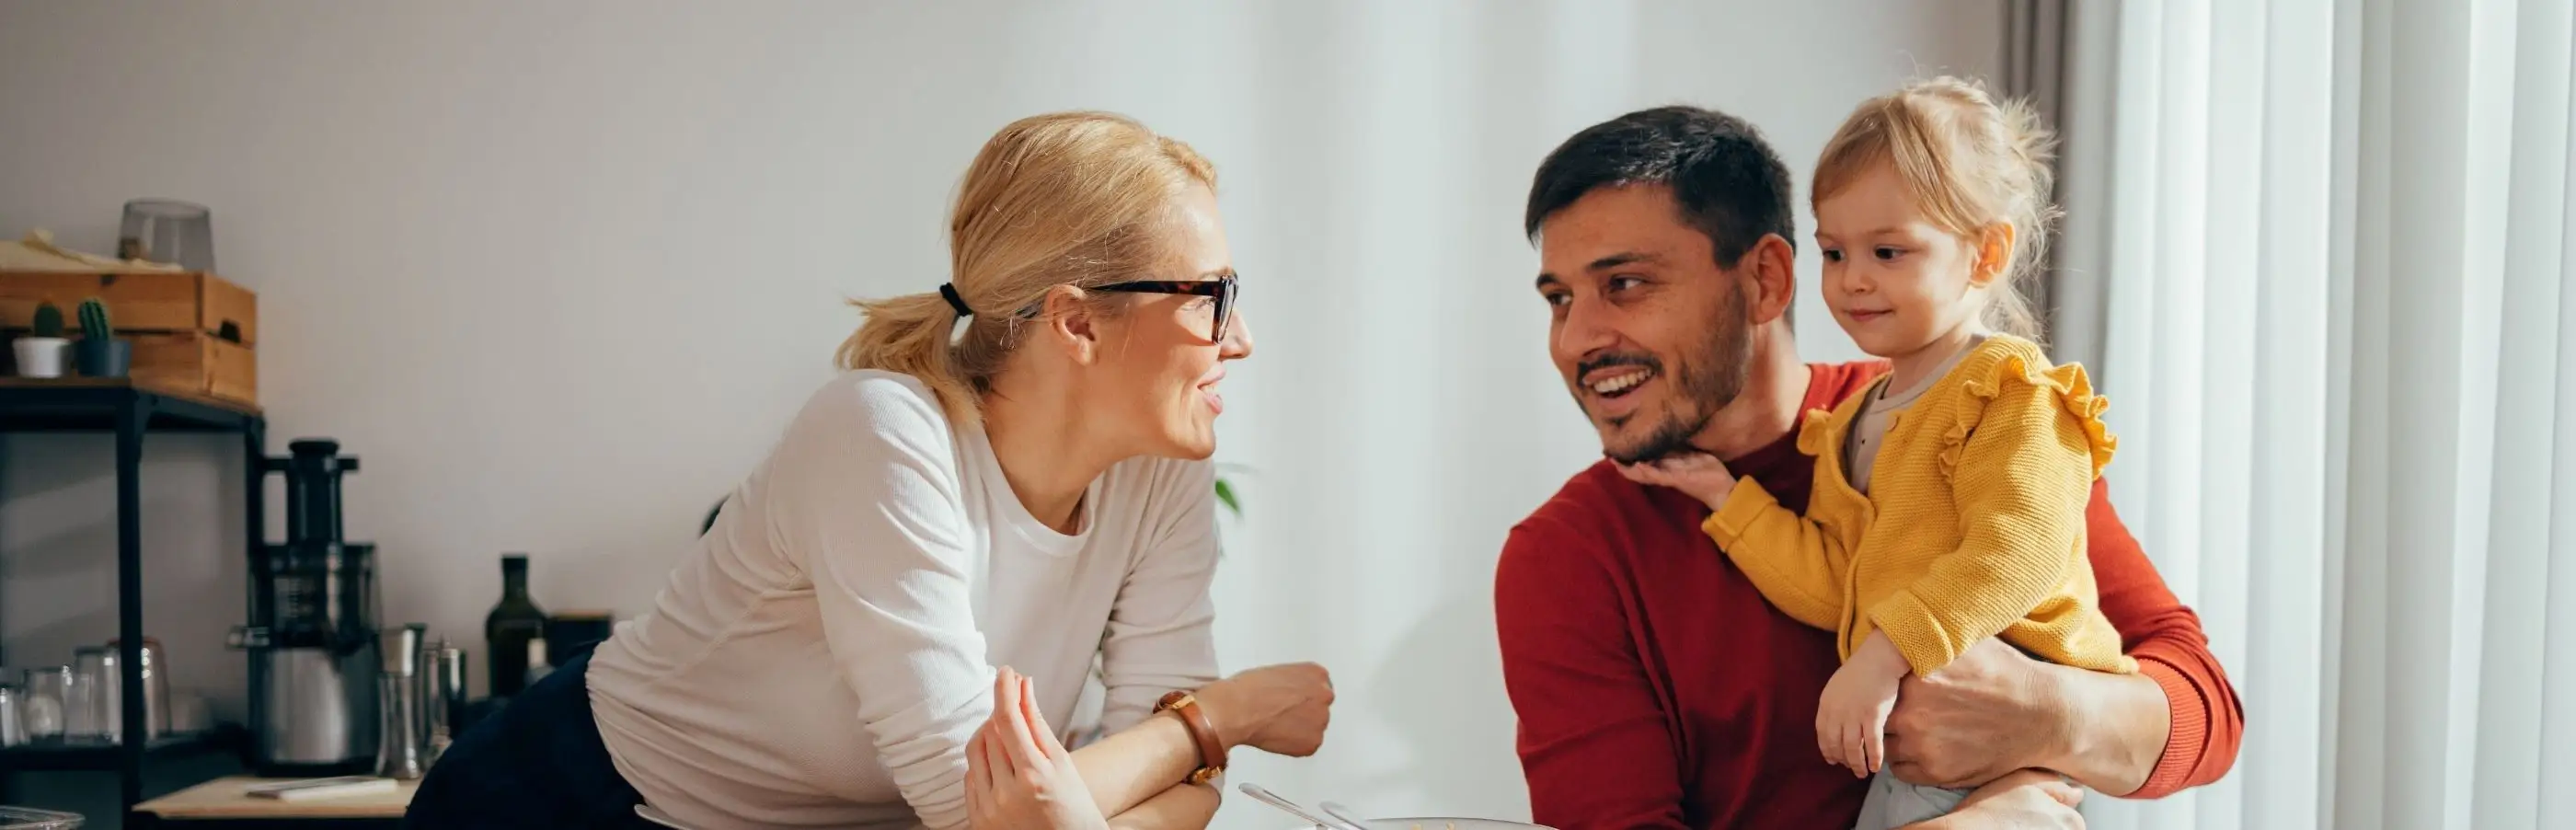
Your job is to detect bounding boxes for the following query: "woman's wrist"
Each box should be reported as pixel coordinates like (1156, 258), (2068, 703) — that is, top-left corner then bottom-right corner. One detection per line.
(1187, 678), (1252, 749)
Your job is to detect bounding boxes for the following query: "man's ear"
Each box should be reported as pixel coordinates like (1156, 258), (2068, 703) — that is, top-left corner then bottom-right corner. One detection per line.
(1038, 284), (1102, 364)
(1972, 224), (2017, 286)
(1745, 233), (1798, 326)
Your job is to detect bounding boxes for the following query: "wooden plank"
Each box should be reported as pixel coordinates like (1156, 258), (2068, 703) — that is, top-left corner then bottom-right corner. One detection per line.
(0, 271), (259, 345)
(132, 776), (420, 819)
(0, 375), (263, 415)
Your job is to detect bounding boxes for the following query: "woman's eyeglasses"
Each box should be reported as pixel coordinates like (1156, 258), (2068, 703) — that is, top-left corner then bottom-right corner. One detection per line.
(1095, 274), (1239, 341)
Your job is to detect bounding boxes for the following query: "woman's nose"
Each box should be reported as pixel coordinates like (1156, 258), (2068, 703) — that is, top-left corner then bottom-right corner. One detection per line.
(1221, 311), (1253, 359)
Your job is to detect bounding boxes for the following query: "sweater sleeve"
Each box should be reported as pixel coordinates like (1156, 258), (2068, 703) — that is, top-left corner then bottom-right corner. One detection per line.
(1704, 477), (1853, 632)
(1495, 517), (1693, 830)
(2084, 478), (2248, 797)
(765, 377), (989, 830)
(1096, 459), (1224, 734)
(1868, 361), (2110, 677)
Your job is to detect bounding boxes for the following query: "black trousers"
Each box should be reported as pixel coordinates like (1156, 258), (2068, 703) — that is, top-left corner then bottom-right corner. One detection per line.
(401, 651), (655, 829)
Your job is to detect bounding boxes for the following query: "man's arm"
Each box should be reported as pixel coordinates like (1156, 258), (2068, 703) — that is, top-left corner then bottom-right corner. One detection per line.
(2081, 478), (2245, 795)
(1495, 518), (1691, 830)
(1882, 478), (2245, 797)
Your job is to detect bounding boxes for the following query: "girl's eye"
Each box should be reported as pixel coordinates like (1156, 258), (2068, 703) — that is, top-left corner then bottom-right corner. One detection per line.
(1822, 248), (1845, 262)
(1874, 247), (1903, 260)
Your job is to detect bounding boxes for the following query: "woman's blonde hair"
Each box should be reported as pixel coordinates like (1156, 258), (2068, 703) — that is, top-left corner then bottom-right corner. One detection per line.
(1812, 75), (2061, 341)
(836, 111), (1217, 423)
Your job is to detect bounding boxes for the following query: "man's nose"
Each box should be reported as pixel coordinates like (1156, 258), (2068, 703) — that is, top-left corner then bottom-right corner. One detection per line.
(1556, 299), (1619, 363)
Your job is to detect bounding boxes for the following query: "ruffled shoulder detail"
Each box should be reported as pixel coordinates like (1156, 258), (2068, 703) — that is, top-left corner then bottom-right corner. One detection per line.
(1944, 336), (2119, 478)
(1794, 407), (1841, 458)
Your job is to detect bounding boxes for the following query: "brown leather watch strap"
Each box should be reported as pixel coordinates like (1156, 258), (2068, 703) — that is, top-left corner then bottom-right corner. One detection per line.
(1156, 690), (1227, 784)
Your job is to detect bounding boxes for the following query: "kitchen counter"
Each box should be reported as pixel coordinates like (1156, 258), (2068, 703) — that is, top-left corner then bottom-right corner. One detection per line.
(128, 777), (414, 828)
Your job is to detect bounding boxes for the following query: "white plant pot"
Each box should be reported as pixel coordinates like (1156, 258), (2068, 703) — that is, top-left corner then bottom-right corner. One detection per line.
(13, 336), (69, 378)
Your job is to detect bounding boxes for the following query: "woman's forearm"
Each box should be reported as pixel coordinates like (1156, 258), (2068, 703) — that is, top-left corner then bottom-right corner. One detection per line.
(1068, 710), (1202, 818)
(1107, 782), (1221, 830)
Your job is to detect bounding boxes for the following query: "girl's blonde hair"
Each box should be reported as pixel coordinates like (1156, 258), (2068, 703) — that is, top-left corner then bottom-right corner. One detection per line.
(1812, 75), (2062, 341)
(835, 110), (1217, 424)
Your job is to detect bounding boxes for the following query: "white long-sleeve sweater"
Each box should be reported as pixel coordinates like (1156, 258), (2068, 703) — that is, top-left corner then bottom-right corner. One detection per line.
(585, 370), (1223, 829)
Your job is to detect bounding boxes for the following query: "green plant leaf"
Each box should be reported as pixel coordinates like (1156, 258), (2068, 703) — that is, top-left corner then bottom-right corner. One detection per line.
(1213, 477), (1241, 519)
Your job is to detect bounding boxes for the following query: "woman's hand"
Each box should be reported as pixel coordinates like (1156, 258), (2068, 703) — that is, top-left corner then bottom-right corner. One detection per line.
(1194, 662), (1334, 756)
(967, 667), (1110, 830)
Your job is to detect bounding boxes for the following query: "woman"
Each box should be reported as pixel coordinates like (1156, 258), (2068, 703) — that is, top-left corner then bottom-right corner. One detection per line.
(405, 110), (1334, 830)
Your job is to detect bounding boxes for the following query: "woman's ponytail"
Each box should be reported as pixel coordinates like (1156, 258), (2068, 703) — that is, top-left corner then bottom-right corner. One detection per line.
(836, 290), (976, 421)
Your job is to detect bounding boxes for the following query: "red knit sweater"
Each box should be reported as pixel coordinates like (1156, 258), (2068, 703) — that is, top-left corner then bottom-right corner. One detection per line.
(1495, 361), (2243, 829)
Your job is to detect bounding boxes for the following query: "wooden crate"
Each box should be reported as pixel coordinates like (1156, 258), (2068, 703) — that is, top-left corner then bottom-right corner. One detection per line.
(0, 271), (259, 406)
(132, 331), (258, 406)
(0, 271), (258, 345)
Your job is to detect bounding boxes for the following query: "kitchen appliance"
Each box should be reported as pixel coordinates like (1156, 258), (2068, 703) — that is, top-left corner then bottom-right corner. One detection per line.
(229, 438), (380, 776)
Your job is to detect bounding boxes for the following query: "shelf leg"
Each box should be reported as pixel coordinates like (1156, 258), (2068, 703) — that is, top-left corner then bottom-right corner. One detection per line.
(116, 399), (147, 807)
(244, 419), (268, 770)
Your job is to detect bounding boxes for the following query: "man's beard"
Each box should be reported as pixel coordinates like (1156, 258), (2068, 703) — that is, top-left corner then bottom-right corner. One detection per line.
(1586, 283), (1754, 466)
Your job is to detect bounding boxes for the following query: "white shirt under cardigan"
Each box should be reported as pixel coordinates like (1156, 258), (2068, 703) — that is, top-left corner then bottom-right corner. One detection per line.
(585, 371), (1224, 830)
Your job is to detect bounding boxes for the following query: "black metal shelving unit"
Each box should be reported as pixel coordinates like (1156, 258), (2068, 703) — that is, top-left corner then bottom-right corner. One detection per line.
(0, 381), (264, 811)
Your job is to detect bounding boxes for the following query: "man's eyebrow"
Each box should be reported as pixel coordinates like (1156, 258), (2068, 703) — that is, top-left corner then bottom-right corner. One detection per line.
(1587, 251), (1662, 271)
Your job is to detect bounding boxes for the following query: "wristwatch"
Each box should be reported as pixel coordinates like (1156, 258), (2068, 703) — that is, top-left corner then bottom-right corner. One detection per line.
(1155, 690), (1228, 785)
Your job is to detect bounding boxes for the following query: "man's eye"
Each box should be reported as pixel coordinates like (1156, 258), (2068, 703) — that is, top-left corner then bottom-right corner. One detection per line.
(1608, 276), (1644, 292)
(1543, 292), (1571, 307)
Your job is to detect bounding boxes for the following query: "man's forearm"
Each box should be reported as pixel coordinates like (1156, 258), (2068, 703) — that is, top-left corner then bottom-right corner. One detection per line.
(1106, 782), (1220, 830)
(2038, 662), (2169, 796)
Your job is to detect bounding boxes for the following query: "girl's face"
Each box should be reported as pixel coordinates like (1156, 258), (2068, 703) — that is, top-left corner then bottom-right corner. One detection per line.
(1812, 162), (2000, 362)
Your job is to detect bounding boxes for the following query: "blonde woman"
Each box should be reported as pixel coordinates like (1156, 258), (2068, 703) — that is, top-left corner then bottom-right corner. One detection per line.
(406, 111), (1334, 830)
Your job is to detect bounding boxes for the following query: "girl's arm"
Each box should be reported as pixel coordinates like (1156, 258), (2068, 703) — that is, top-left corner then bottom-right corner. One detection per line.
(1700, 475), (1857, 632)
(1867, 365), (2106, 677)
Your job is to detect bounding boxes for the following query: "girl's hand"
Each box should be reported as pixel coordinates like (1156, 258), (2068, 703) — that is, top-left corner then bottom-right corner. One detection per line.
(1818, 631), (1910, 778)
(967, 667), (1110, 830)
(1615, 453), (1737, 511)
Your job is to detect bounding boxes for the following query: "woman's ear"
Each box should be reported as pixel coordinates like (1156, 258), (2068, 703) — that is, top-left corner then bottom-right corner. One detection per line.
(1972, 224), (2018, 286)
(1039, 284), (1102, 364)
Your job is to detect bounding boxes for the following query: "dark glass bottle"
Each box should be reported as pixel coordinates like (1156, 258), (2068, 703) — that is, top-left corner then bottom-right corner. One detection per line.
(484, 554), (547, 697)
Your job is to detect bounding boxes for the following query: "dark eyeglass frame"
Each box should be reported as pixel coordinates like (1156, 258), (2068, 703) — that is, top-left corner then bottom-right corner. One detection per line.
(1095, 273), (1238, 341)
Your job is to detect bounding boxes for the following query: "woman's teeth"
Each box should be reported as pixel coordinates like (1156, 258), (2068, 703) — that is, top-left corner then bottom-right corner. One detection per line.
(1591, 371), (1652, 396)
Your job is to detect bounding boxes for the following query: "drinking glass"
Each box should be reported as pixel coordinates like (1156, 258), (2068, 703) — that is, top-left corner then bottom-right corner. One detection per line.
(117, 199), (215, 271)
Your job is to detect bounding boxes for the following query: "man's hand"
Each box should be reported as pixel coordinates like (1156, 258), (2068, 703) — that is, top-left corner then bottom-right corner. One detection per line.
(1903, 769), (2085, 829)
(1884, 639), (2168, 795)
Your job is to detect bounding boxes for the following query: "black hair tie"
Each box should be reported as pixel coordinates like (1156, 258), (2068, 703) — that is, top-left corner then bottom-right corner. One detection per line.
(937, 283), (973, 317)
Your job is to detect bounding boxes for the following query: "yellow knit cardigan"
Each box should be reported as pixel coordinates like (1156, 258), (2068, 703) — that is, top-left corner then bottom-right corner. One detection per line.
(1704, 335), (2136, 677)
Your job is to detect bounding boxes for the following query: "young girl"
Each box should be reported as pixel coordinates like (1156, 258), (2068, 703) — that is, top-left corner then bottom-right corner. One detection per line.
(1618, 76), (2133, 830)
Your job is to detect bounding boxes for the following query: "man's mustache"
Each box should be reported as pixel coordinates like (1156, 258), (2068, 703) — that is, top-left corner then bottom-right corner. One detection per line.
(1576, 352), (1662, 380)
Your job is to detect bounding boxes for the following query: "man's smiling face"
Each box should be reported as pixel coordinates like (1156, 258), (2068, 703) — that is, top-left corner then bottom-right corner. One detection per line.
(1535, 183), (1755, 465)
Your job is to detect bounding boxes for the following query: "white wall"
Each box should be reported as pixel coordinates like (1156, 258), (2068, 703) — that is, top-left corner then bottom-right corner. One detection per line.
(0, 1), (1999, 824)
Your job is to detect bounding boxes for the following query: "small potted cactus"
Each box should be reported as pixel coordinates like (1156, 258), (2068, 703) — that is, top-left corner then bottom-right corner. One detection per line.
(74, 296), (131, 378)
(12, 300), (70, 377)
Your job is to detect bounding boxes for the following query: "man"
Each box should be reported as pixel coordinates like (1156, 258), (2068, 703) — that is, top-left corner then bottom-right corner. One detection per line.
(1495, 106), (2243, 829)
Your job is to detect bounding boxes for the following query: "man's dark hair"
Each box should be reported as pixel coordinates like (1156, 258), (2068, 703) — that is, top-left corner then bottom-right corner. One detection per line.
(1524, 105), (1798, 269)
